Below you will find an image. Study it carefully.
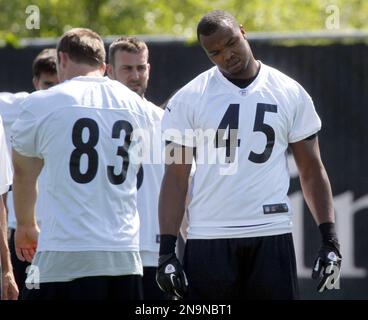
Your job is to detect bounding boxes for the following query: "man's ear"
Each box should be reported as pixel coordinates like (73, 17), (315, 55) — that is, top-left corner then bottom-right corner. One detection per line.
(99, 62), (106, 76)
(58, 51), (68, 68)
(32, 76), (39, 90)
(240, 24), (246, 38)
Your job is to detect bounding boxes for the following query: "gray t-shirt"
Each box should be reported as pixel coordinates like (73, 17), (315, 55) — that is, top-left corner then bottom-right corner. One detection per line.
(25, 251), (142, 284)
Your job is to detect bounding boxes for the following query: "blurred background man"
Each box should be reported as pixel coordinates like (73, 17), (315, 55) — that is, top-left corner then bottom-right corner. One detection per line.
(108, 37), (168, 300)
(32, 48), (59, 90)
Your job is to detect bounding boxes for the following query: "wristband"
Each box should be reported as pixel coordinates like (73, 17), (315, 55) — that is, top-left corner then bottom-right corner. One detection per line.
(159, 234), (177, 255)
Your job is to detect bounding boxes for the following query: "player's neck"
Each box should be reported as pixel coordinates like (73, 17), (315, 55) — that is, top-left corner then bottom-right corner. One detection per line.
(233, 58), (261, 80)
(245, 59), (260, 79)
(65, 65), (104, 80)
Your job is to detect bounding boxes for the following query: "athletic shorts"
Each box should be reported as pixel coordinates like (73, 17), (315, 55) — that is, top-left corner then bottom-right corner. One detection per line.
(21, 275), (143, 300)
(142, 266), (173, 300)
(183, 233), (299, 300)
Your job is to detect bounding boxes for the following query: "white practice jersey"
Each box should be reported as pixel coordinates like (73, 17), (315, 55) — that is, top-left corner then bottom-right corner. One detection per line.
(0, 92), (32, 228)
(137, 100), (164, 266)
(162, 62), (321, 239)
(11, 76), (155, 252)
(0, 114), (12, 195)
(0, 92), (47, 229)
(0, 92), (29, 150)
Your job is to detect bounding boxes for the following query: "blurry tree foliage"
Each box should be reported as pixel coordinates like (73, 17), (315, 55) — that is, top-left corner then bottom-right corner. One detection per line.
(0, 0), (367, 44)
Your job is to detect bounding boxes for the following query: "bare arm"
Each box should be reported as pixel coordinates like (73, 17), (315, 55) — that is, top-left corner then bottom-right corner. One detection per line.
(12, 149), (43, 262)
(159, 144), (193, 236)
(291, 137), (343, 291)
(0, 195), (11, 271)
(2, 192), (8, 217)
(0, 195), (18, 300)
(289, 137), (334, 224)
(156, 143), (192, 298)
(12, 150), (43, 227)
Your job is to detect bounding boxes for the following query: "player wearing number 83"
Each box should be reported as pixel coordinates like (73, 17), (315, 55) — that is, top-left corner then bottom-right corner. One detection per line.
(11, 28), (156, 300)
(156, 10), (342, 299)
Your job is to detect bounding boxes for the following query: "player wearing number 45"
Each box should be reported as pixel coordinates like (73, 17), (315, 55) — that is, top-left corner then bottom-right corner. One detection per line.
(11, 28), (156, 300)
(156, 10), (342, 299)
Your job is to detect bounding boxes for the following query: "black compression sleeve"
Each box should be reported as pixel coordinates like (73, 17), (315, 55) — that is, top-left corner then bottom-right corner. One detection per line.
(159, 234), (177, 255)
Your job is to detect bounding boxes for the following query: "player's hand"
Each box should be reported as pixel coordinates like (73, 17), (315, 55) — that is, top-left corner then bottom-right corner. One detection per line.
(156, 253), (188, 299)
(15, 225), (39, 263)
(312, 238), (342, 292)
(1, 270), (19, 300)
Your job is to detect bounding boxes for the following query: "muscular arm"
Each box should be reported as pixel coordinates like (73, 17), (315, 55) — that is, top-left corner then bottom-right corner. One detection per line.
(157, 144), (192, 297)
(12, 149), (43, 262)
(289, 137), (334, 224)
(159, 144), (193, 236)
(0, 195), (10, 271)
(12, 150), (43, 228)
(2, 192), (8, 218)
(0, 195), (18, 300)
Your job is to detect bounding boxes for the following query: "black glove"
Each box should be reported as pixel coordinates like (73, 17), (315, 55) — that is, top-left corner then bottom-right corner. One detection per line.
(312, 223), (342, 292)
(156, 253), (188, 299)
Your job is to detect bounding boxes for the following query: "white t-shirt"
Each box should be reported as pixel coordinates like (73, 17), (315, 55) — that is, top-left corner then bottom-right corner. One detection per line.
(11, 76), (155, 252)
(0, 92), (32, 228)
(0, 92), (48, 229)
(0, 92), (29, 151)
(162, 62), (321, 239)
(0, 114), (12, 195)
(137, 100), (164, 266)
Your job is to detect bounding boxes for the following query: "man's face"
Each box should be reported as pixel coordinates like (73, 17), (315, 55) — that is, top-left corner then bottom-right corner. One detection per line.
(200, 21), (251, 79)
(33, 72), (59, 90)
(109, 50), (150, 97)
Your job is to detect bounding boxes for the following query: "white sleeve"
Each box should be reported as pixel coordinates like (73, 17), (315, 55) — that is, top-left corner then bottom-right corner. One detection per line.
(288, 84), (322, 143)
(161, 99), (196, 147)
(11, 99), (42, 158)
(0, 116), (12, 195)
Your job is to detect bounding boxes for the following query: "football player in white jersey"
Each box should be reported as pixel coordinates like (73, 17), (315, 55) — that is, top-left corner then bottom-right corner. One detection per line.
(107, 37), (169, 300)
(0, 48), (58, 295)
(0, 114), (18, 300)
(11, 28), (154, 300)
(156, 10), (342, 299)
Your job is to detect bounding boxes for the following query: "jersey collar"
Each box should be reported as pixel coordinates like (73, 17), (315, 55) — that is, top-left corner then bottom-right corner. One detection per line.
(71, 75), (109, 82)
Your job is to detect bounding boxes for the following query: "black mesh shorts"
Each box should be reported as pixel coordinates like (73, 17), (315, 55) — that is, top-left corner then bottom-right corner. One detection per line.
(21, 274), (143, 300)
(183, 233), (299, 300)
(142, 266), (172, 300)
